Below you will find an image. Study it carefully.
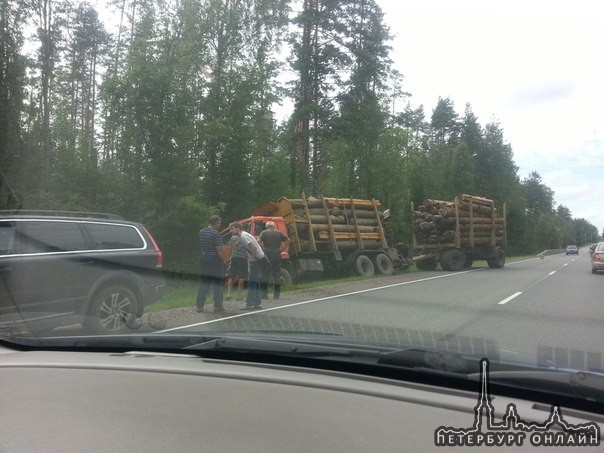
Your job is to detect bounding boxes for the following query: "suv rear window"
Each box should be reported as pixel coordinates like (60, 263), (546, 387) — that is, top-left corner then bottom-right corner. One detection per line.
(85, 223), (145, 249)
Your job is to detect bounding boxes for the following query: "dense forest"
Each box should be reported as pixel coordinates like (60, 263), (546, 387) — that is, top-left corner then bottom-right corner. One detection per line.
(1, 0), (600, 272)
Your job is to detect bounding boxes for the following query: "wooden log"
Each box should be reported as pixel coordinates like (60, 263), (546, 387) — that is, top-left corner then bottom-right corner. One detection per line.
(305, 215), (346, 224)
(310, 224), (377, 233)
(461, 216), (505, 223)
(458, 194), (495, 207)
(296, 207), (379, 218)
(324, 198), (381, 209)
(437, 207), (456, 217)
(347, 218), (379, 226)
(317, 232), (382, 240)
(459, 224), (505, 231)
(337, 209), (379, 219)
(306, 208), (333, 216)
(296, 215), (379, 227)
(293, 237), (388, 254)
(419, 222), (434, 233)
(458, 202), (494, 216)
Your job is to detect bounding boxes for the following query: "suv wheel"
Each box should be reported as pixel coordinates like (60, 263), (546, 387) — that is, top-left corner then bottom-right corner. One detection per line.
(86, 285), (139, 334)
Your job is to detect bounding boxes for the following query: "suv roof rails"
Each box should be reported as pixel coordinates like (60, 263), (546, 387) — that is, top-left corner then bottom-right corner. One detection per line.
(0, 210), (125, 220)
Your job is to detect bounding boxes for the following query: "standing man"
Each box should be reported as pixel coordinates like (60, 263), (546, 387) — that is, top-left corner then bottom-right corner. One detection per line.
(259, 221), (289, 300)
(226, 233), (247, 301)
(196, 215), (227, 313)
(230, 222), (266, 310)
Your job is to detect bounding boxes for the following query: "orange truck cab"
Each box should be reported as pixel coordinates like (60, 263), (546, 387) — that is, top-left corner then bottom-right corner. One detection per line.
(237, 216), (291, 261)
(221, 216), (296, 285)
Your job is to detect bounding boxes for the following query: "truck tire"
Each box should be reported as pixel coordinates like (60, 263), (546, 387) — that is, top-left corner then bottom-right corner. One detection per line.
(354, 254), (375, 277)
(279, 268), (293, 285)
(487, 248), (506, 268)
(415, 258), (437, 271)
(374, 253), (394, 275)
(441, 249), (465, 271)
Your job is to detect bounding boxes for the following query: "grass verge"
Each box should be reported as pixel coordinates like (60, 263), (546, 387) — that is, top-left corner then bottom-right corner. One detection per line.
(146, 255), (530, 314)
(146, 274), (373, 313)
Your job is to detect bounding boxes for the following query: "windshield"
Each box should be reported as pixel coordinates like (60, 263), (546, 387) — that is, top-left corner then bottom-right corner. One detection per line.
(1, 0), (603, 405)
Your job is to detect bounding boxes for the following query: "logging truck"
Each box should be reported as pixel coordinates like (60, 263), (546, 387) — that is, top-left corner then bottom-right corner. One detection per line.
(233, 195), (406, 283)
(411, 194), (507, 271)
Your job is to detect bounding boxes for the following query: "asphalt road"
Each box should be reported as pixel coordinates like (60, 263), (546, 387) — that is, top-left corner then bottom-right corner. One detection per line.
(166, 252), (604, 368)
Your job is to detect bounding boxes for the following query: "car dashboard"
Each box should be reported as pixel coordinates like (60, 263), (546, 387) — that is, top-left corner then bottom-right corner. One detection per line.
(1, 344), (602, 452)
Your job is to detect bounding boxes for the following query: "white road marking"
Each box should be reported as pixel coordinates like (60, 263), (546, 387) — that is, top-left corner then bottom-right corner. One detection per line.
(549, 271), (556, 276)
(158, 269), (481, 332)
(498, 291), (522, 305)
(158, 256), (558, 333)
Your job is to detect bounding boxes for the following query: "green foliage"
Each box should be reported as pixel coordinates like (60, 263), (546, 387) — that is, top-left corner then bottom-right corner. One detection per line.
(0, 0), (27, 208)
(149, 196), (222, 274)
(3, 0), (599, 272)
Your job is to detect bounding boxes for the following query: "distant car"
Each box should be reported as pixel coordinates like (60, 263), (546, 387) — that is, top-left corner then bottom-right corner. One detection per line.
(0, 212), (165, 334)
(592, 242), (604, 274)
(566, 245), (578, 255)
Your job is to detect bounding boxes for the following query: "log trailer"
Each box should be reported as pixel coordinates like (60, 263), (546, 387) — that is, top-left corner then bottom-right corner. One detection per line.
(234, 195), (406, 283)
(411, 194), (507, 271)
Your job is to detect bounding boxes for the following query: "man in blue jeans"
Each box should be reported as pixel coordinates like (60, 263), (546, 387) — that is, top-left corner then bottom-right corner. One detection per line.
(196, 215), (227, 313)
(229, 222), (266, 310)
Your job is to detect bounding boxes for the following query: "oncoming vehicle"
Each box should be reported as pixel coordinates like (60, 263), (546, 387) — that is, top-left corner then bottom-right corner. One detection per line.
(0, 212), (165, 334)
(1, 0), (604, 451)
(566, 244), (579, 255)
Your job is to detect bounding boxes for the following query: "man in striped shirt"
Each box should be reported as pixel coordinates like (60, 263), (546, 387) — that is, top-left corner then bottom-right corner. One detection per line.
(196, 215), (227, 313)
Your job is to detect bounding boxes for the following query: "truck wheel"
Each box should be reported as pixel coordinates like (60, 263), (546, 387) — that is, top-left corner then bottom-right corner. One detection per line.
(415, 258), (437, 271)
(354, 254), (375, 277)
(487, 248), (506, 268)
(279, 268), (293, 285)
(374, 253), (394, 275)
(441, 250), (465, 271)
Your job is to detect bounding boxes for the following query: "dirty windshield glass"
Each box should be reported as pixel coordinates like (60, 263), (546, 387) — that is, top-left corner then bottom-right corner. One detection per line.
(1, 0), (603, 386)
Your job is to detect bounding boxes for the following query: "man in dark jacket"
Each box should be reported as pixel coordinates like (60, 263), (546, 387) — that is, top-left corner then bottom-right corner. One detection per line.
(259, 221), (289, 300)
(196, 215), (227, 313)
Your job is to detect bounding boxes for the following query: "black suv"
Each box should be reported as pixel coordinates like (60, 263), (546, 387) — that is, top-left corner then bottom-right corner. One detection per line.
(0, 212), (165, 334)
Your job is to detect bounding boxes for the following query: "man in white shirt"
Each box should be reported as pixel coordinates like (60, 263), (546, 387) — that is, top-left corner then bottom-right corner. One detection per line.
(230, 222), (266, 309)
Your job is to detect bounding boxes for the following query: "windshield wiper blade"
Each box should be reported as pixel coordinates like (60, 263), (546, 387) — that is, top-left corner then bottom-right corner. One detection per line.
(3, 333), (496, 373)
(0, 331), (353, 353)
(184, 335), (381, 358)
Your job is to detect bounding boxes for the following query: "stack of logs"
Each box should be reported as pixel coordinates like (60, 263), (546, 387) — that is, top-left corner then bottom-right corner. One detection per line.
(412, 194), (505, 246)
(286, 196), (384, 250)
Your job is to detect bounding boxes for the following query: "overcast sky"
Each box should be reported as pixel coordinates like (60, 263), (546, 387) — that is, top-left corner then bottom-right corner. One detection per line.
(378, 0), (604, 235)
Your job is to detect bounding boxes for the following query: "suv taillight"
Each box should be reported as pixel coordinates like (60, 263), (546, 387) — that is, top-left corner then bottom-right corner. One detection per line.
(595, 253), (601, 262)
(143, 226), (163, 268)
